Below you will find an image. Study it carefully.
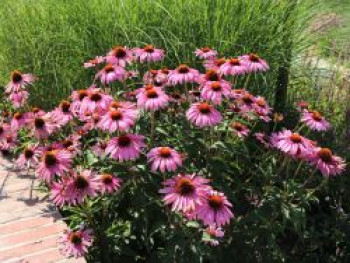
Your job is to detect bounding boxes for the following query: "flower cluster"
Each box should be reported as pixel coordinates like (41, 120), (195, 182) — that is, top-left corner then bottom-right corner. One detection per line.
(0, 44), (345, 258)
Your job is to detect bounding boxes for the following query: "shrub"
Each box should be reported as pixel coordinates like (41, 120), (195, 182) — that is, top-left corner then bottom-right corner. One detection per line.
(0, 45), (347, 262)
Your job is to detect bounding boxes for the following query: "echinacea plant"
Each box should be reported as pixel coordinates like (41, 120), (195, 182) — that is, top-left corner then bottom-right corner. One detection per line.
(0, 45), (346, 262)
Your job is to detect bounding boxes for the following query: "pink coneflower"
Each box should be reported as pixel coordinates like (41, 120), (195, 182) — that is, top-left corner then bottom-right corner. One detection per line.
(254, 132), (270, 148)
(186, 102), (222, 127)
(270, 130), (314, 158)
(143, 70), (160, 84)
(15, 146), (41, 169)
(81, 112), (101, 131)
(168, 64), (200, 85)
(301, 110), (330, 131)
(229, 89), (247, 100)
(203, 226), (225, 246)
(219, 58), (248, 76)
(198, 69), (222, 84)
(0, 134), (17, 151)
(201, 81), (231, 105)
(147, 147), (182, 173)
(159, 173), (211, 213)
(70, 88), (92, 115)
(97, 108), (137, 133)
(204, 57), (227, 71)
(306, 147), (346, 177)
(195, 47), (217, 60)
(79, 89), (113, 115)
(240, 53), (269, 72)
(11, 112), (29, 131)
(69, 170), (99, 204)
(6, 70), (35, 93)
(134, 45), (165, 63)
(36, 149), (72, 182)
(156, 67), (171, 85)
(238, 93), (256, 112)
(54, 135), (81, 156)
(58, 228), (93, 258)
(29, 115), (55, 139)
(253, 96), (271, 122)
(105, 46), (133, 67)
(99, 173), (122, 194)
(137, 87), (169, 111)
(231, 122), (250, 138)
(51, 176), (74, 207)
(50, 100), (73, 126)
(196, 190), (234, 227)
(96, 64), (126, 85)
(83, 56), (105, 68)
(8, 90), (29, 108)
(106, 134), (145, 162)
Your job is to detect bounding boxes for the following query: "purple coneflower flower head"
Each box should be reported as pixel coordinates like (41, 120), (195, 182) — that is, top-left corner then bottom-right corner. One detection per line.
(231, 122), (250, 138)
(105, 46), (133, 67)
(0, 123), (10, 141)
(51, 176), (74, 207)
(159, 173), (211, 213)
(83, 56), (105, 68)
(106, 134), (145, 162)
(219, 58), (248, 76)
(99, 173), (122, 194)
(137, 86), (169, 111)
(204, 57), (226, 71)
(29, 114), (56, 139)
(92, 140), (108, 157)
(270, 130), (315, 158)
(195, 47), (217, 60)
(58, 228), (93, 258)
(97, 108), (137, 133)
(8, 90), (29, 108)
(55, 135), (81, 156)
(96, 64), (127, 85)
(202, 226), (225, 247)
(79, 89), (113, 115)
(147, 147), (182, 173)
(201, 81), (231, 105)
(186, 102), (222, 127)
(0, 134), (17, 151)
(134, 45), (165, 63)
(238, 93), (256, 112)
(254, 132), (270, 148)
(229, 89), (248, 100)
(168, 64), (200, 85)
(6, 70), (35, 93)
(240, 53), (269, 73)
(15, 146), (41, 169)
(36, 149), (72, 182)
(196, 190), (234, 227)
(301, 110), (330, 131)
(306, 147), (346, 177)
(69, 170), (99, 204)
(50, 100), (73, 126)
(11, 112), (30, 131)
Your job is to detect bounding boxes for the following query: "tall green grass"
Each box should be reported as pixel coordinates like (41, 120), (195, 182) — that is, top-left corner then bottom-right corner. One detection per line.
(0, 0), (311, 108)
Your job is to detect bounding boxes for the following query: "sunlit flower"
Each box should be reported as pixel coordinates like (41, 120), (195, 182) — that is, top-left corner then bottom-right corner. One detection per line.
(134, 45), (165, 63)
(137, 87), (169, 111)
(195, 47), (217, 60)
(105, 46), (133, 67)
(0, 134), (17, 151)
(240, 53), (269, 72)
(15, 145), (41, 169)
(168, 64), (200, 85)
(29, 114), (55, 139)
(50, 100), (73, 126)
(69, 170), (100, 204)
(36, 149), (72, 182)
(58, 227), (93, 258)
(99, 173), (122, 194)
(159, 173), (211, 212)
(301, 110), (330, 131)
(51, 176), (75, 207)
(203, 226), (225, 246)
(306, 147), (346, 177)
(11, 112), (29, 131)
(204, 57), (227, 71)
(186, 102), (222, 127)
(106, 134), (145, 162)
(6, 70), (35, 93)
(196, 190), (234, 227)
(219, 58), (248, 76)
(147, 147), (182, 173)
(201, 81), (231, 105)
(96, 64), (126, 85)
(270, 130), (314, 158)
(79, 89), (113, 115)
(0, 123), (10, 141)
(98, 108), (137, 133)
(8, 90), (29, 108)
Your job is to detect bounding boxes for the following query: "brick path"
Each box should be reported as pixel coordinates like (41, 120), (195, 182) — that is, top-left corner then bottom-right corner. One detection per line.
(0, 157), (85, 263)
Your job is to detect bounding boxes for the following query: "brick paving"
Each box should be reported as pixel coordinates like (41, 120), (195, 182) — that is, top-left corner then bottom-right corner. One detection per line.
(0, 157), (85, 263)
